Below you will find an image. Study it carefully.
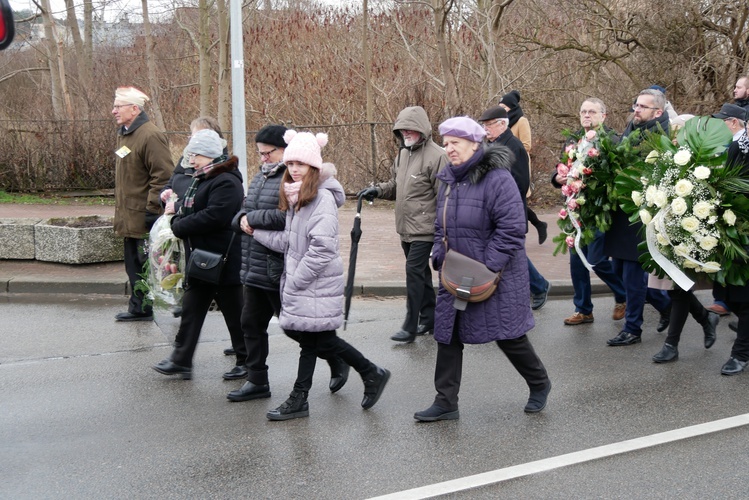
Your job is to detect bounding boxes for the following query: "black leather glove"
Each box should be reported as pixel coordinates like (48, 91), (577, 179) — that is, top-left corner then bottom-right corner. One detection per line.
(357, 187), (379, 201)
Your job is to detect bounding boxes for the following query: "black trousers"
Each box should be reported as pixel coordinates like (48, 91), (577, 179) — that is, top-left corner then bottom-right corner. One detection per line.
(726, 301), (749, 362)
(124, 237), (151, 315)
(286, 329), (374, 393)
(401, 240), (436, 332)
(664, 287), (708, 346)
(241, 285), (281, 385)
(171, 282), (247, 368)
(433, 316), (549, 410)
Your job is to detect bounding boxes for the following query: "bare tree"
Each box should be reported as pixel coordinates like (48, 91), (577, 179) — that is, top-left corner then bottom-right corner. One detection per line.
(141, 0), (166, 128)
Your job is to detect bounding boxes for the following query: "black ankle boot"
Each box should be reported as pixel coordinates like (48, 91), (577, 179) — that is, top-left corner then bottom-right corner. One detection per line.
(652, 343), (678, 363)
(702, 311), (719, 349)
(266, 390), (309, 421)
(361, 366), (391, 409)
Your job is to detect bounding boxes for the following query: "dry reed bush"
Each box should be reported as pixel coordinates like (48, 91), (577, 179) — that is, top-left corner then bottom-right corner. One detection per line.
(0, 0), (746, 200)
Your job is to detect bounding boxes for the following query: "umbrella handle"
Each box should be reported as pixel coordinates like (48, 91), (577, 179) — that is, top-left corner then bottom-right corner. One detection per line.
(356, 193), (365, 214)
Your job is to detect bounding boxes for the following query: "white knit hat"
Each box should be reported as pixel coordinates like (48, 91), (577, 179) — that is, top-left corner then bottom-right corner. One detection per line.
(282, 130), (328, 169)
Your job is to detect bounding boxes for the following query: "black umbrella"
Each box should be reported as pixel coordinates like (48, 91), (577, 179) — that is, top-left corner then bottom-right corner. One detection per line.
(343, 194), (365, 330)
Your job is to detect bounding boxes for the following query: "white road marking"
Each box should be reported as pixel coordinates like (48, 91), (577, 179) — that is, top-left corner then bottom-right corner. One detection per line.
(368, 413), (749, 500)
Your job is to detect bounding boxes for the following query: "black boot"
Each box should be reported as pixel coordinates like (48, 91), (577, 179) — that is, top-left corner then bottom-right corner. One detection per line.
(652, 343), (678, 363)
(656, 308), (671, 333)
(361, 366), (390, 409)
(266, 391), (309, 421)
(702, 311), (719, 349)
(328, 357), (350, 393)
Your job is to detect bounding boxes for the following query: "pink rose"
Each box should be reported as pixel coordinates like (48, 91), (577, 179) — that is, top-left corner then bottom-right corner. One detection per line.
(587, 148), (599, 158)
(585, 130), (597, 141)
(582, 167), (592, 175)
(561, 185), (573, 197)
(567, 199), (579, 210)
(565, 236), (575, 248)
(558, 208), (568, 219)
(556, 163), (569, 176)
(565, 144), (575, 153)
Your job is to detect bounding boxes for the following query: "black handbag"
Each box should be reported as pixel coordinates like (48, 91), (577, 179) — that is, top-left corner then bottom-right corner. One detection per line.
(186, 234), (235, 285)
(440, 186), (501, 310)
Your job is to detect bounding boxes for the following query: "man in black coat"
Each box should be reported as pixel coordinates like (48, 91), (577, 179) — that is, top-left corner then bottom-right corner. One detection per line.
(479, 106), (551, 310)
(605, 89), (671, 347)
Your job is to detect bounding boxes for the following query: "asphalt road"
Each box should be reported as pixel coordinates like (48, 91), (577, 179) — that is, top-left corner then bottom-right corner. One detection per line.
(2, 292), (748, 499)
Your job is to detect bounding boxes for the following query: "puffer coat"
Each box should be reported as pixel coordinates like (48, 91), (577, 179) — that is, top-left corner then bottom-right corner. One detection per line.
(431, 145), (534, 344)
(170, 156), (244, 286)
(253, 164), (345, 332)
(231, 162), (287, 291)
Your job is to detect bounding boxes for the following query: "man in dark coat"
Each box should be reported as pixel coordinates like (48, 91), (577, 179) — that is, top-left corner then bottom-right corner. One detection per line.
(605, 89), (671, 346)
(479, 106), (551, 310)
(112, 86), (173, 322)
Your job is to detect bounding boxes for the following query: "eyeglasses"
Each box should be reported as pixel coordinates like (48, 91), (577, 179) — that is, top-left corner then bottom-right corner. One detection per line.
(579, 110), (600, 116)
(480, 119), (501, 129)
(633, 103), (659, 111)
(112, 104), (133, 110)
(257, 148), (277, 158)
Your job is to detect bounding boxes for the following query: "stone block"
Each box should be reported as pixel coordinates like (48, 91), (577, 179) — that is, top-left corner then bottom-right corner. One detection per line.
(0, 218), (40, 260)
(35, 215), (124, 264)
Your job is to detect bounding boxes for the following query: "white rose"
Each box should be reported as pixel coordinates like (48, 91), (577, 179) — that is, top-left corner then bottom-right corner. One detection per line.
(577, 196), (586, 205)
(652, 190), (668, 208)
(645, 185), (658, 205)
(681, 216), (700, 233)
(645, 150), (660, 164)
(632, 191), (643, 207)
(673, 149), (692, 166)
(693, 166), (710, 180)
(639, 209), (652, 225)
(656, 232), (669, 246)
(640, 176), (649, 186)
(568, 150), (576, 160)
(708, 215), (718, 225)
(699, 235), (718, 251)
(701, 261), (721, 273)
(674, 243), (690, 257)
(723, 210), (737, 226)
(683, 259), (699, 269)
(674, 179), (694, 197)
(671, 197), (687, 215)
(693, 201), (713, 220)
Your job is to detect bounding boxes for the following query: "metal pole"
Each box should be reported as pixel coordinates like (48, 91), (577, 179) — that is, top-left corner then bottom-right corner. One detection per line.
(230, 0), (248, 189)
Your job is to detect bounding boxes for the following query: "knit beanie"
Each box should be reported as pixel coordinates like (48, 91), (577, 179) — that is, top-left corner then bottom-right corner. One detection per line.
(282, 130), (328, 169)
(186, 129), (223, 159)
(499, 90), (521, 110)
(255, 125), (288, 148)
(438, 117), (486, 143)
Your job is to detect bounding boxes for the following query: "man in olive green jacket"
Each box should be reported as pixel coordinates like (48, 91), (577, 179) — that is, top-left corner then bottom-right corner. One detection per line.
(358, 106), (449, 343)
(112, 87), (173, 321)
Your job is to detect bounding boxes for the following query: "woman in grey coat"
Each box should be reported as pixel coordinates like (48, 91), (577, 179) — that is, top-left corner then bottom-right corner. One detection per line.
(253, 130), (390, 421)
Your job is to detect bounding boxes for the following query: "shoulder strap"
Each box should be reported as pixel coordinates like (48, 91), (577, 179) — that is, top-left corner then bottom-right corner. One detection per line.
(442, 185), (451, 250)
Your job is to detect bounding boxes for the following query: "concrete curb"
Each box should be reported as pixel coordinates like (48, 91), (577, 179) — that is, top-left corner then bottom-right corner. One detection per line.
(2, 277), (617, 299)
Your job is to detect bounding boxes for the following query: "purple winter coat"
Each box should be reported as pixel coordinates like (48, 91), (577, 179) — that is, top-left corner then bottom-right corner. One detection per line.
(431, 145), (534, 344)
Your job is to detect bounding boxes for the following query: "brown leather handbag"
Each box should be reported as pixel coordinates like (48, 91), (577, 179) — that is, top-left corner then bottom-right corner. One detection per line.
(439, 186), (501, 310)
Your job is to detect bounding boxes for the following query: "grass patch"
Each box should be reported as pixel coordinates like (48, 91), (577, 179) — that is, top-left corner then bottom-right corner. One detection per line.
(0, 191), (115, 206)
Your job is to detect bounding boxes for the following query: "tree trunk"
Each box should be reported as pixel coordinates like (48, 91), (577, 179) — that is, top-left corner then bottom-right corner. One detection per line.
(216, 0), (231, 132)
(198, 0), (212, 116)
(141, 0), (165, 129)
(432, 0), (461, 115)
(64, 0), (90, 119)
(40, 0), (71, 120)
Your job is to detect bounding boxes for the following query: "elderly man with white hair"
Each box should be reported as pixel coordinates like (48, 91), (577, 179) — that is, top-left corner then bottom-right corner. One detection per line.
(112, 86), (173, 322)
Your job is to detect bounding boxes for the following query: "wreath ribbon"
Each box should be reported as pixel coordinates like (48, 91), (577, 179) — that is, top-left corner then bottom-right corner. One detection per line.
(645, 208), (695, 291)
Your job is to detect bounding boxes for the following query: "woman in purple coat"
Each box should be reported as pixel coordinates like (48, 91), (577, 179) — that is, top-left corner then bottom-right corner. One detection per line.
(414, 117), (552, 422)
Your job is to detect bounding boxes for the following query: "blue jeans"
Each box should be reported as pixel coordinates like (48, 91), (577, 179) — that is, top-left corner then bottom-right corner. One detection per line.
(612, 259), (670, 335)
(528, 258), (547, 295)
(570, 231), (626, 315)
